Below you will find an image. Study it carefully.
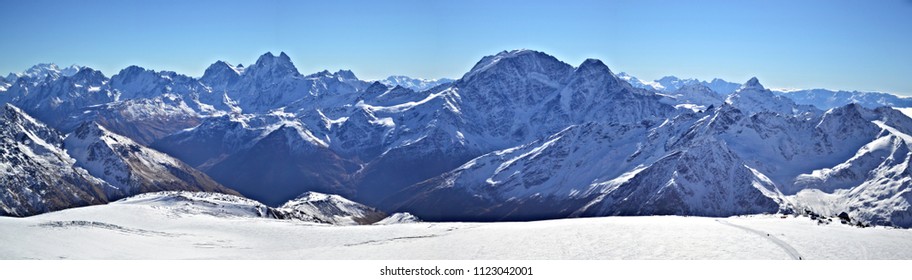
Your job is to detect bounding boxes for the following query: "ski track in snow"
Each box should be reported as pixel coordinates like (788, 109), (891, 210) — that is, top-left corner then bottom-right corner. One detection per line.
(716, 219), (802, 260)
(37, 220), (184, 237)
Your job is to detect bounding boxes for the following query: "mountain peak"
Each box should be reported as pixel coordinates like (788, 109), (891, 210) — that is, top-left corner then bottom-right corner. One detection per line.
(577, 58), (612, 74)
(676, 81), (713, 93)
(72, 121), (108, 139)
(248, 51), (299, 78)
(742, 77), (764, 90)
(118, 65), (149, 76)
(363, 81), (390, 96)
(69, 67), (107, 82)
(255, 51), (292, 64)
(333, 69), (358, 80)
(202, 60), (243, 84)
(462, 49), (571, 81)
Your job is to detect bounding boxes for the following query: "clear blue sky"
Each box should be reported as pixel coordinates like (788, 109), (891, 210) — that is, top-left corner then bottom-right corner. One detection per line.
(1, 0), (910, 94)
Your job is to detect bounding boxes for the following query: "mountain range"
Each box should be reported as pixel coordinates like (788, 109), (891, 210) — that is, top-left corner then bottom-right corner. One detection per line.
(617, 72), (912, 109)
(2, 49), (911, 228)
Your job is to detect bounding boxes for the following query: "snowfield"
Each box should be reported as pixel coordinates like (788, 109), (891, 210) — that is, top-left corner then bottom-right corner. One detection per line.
(1, 201), (910, 260)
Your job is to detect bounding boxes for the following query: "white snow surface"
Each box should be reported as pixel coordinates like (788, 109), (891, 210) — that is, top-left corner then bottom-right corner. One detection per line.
(0, 202), (910, 259)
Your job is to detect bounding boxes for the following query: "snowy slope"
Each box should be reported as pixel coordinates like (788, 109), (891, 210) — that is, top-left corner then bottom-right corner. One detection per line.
(392, 111), (783, 221)
(1, 202), (910, 259)
(786, 119), (912, 227)
(374, 212), (421, 225)
(0, 104), (248, 217)
(0, 104), (116, 216)
(63, 122), (238, 197)
(59, 94), (201, 145)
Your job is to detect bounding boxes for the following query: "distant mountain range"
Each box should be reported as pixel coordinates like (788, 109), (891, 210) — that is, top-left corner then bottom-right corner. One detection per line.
(2, 50), (912, 228)
(376, 75), (455, 91)
(617, 72), (912, 109)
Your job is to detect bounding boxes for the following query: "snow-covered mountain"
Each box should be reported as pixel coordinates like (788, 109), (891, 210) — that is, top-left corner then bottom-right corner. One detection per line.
(3, 49), (912, 228)
(385, 76), (912, 226)
(117, 191), (280, 218)
(617, 72), (912, 109)
(4, 63), (84, 82)
(63, 122), (237, 197)
(704, 78), (743, 95)
(276, 192), (387, 225)
(655, 76), (701, 92)
(617, 72), (664, 91)
(618, 73), (748, 96)
(153, 49), (674, 209)
(378, 75), (454, 91)
(0, 104), (115, 216)
(116, 191), (390, 225)
(0, 67), (118, 128)
(774, 88), (912, 110)
(0, 104), (239, 216)
(658, 82), (724, 111)
(725, 77), (817, 116)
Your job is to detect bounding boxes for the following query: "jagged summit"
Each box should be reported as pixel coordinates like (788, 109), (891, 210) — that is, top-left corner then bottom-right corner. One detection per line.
(678, 81), (712, 91)
(247, 51), (299, 78)
(334, 69), (358, 80)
